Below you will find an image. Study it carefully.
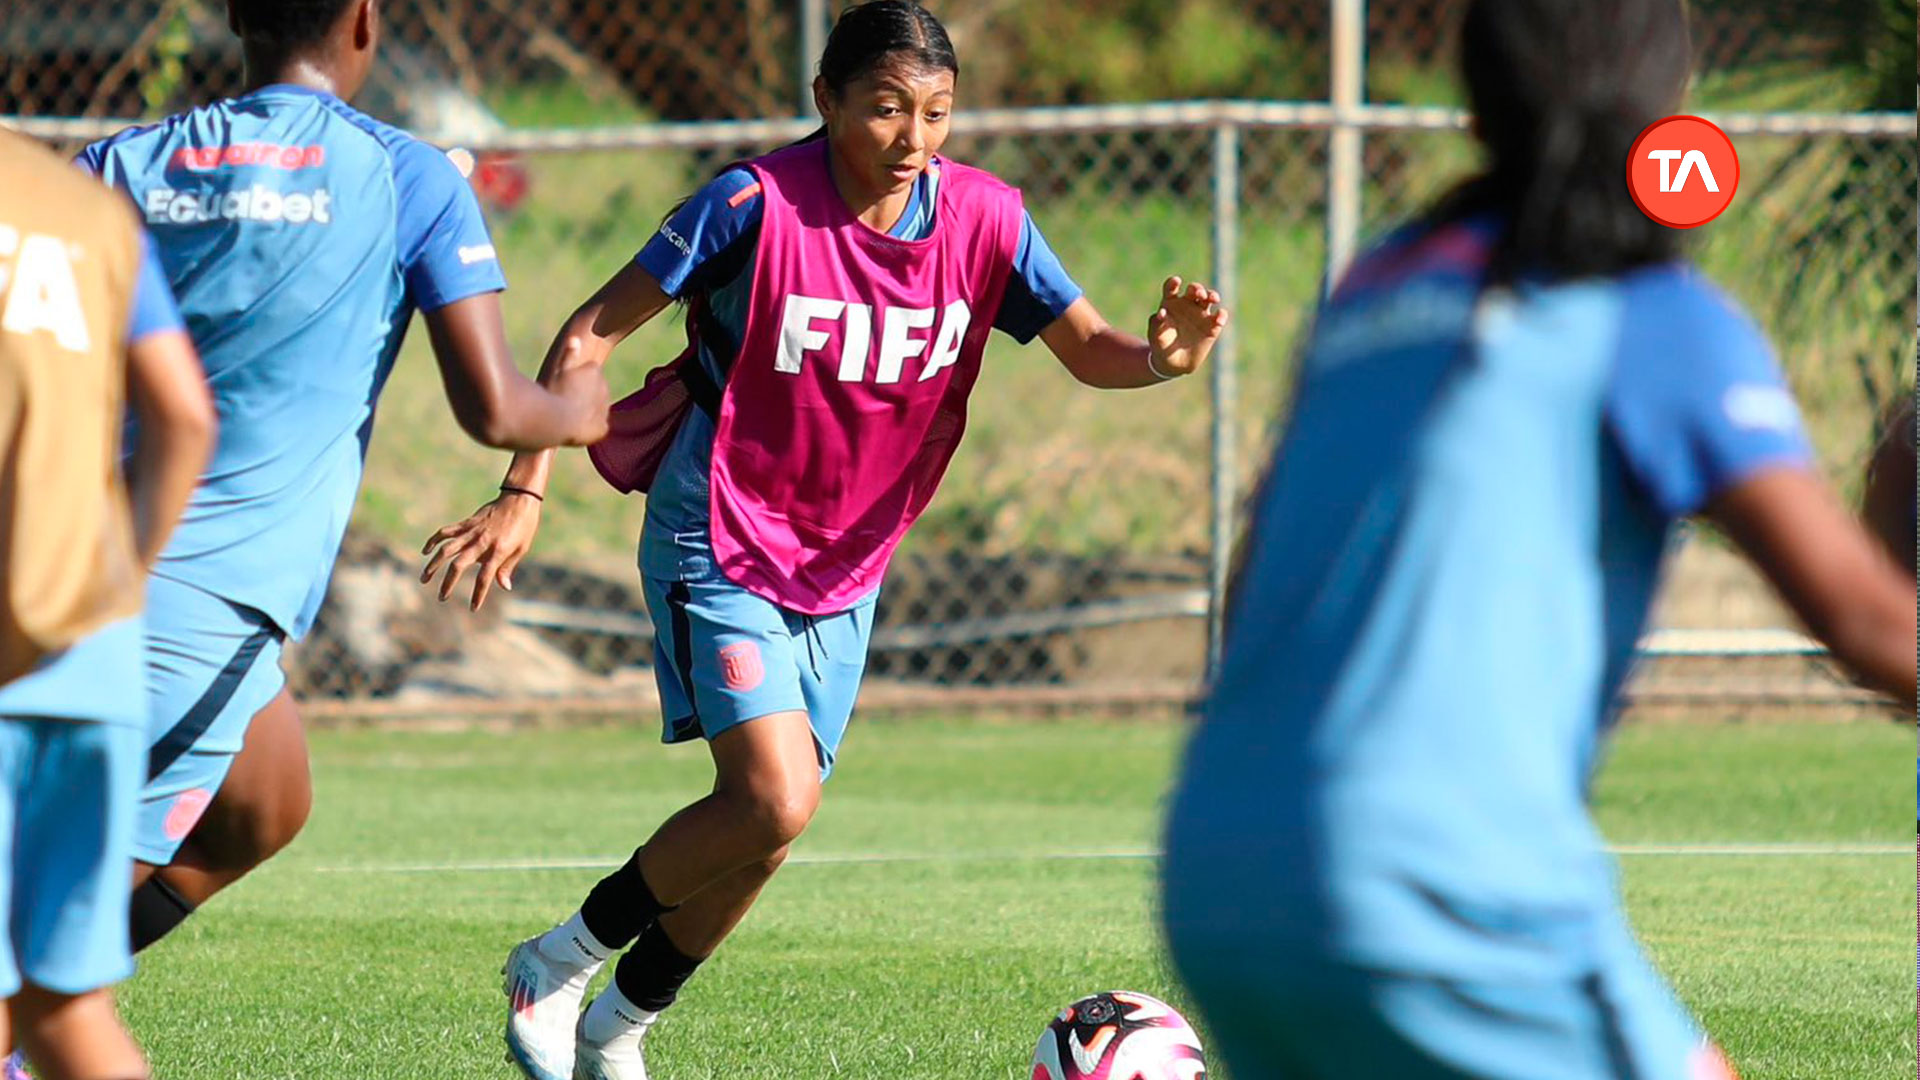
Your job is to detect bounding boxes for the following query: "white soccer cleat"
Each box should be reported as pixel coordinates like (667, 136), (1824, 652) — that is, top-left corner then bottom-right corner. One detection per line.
(573, 1014), (651, 1080)
(503, 935), (598, 1080)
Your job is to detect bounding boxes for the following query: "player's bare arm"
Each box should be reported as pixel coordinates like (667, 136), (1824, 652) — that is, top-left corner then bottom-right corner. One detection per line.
(1038, 277), (1228, 389)
(423, 264), (674, 609)
(1707, 466), (1918, 709)
(123, 328), (216, 566)
(423, 291), (611, 452)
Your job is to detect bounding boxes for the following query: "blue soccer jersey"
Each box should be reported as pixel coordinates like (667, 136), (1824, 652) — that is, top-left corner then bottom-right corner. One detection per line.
(1162, 219), (1812, 983)
(79, 84), (506, 638)
(633, 162), (1084, 584)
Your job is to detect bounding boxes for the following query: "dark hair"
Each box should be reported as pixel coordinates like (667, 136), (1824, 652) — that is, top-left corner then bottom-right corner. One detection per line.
(655, 1), (959, 301)
(818, 1), (959, 97)
(231, 0), (359, 51)
(1439, 0), (1693, 281)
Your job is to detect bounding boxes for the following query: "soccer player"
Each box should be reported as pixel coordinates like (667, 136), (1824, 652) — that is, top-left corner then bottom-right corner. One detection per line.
(0, 130), (213, 1080)
(76, 0), (611, 957)
(1159, 1), (1918, 1077)
(417, 4), (1227, 1076)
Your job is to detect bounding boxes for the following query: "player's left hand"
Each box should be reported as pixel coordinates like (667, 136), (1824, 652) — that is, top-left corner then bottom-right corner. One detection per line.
(419, 492), (544, 612)
(1148, 276), (1229, 379)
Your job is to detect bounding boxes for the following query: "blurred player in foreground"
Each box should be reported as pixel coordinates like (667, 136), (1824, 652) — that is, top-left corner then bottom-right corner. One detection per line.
(76, 0), (609, 962)
(418, 3), (1225, 1077)
(0, 130), (213, 1080)
(1160, 1), (1917, 1077)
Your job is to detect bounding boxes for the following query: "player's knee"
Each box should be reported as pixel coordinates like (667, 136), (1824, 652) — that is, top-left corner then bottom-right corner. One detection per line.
(728, 781), (819, 853)
(247, 777), (311, 862)
(264, 776), (313, 855)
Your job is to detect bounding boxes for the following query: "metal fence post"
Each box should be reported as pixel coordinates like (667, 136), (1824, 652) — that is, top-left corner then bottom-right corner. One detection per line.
(1326, 0), (1366, 289)
(1206, 121), (1241, 686)
(800, 0), (828, 117)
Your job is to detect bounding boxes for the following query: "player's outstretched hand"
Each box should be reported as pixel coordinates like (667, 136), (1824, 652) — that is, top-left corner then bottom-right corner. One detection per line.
(419, 492), (544, 611)
(1148, 276), (1229, 379)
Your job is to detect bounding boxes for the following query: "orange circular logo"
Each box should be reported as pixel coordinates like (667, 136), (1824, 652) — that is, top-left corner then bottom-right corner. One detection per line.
(1627, 115), (1739, 229)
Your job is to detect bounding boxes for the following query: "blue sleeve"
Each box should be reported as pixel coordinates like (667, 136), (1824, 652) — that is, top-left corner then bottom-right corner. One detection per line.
(126, 231), (184, 344)
(1605, 270), (1814, 517)
(993, 212), (1084, 343)
(74, 140), (107, 177)
(389, 138), (507, 312)
(635, 168), (765, 299)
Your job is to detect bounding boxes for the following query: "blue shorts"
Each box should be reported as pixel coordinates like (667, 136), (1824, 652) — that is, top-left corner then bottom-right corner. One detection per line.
(642, 570), (875, 780)
(0, 617), (147, 996)
(1168, 918), (1715, 1080)
(136, 574), (286, 866)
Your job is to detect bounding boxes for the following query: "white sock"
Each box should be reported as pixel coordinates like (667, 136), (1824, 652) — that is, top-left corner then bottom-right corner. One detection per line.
(580, 980), (660, 1046)
(535, 911), (613, 973)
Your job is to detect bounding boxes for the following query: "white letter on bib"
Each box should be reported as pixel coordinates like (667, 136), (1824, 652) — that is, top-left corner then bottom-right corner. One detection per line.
(2, 234), (90, 352)
(919, 300), (972, 382)
(777, 295), (845, 374)
(875, 305), (935, 384)
(836, 303), (873, 382)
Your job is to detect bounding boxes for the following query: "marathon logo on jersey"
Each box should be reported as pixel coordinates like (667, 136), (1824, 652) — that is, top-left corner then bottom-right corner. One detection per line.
(142, 185), (335, 227)
(0, 223), (92, 352)
(776, 295), (973, 384)
(169, 143), (326, 172)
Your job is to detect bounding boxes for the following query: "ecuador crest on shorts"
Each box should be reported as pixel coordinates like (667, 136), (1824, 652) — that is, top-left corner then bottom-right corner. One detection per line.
(719, 641), (765, 692)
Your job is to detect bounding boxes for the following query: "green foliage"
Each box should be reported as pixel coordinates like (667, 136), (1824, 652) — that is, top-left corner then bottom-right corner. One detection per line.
(139, 6), (195, 117)
(482, 81), (653, 129)
(1003, 0), (1322, 104)
(120, 719), (1912, 1079)
(1856, 0), (1917, 109)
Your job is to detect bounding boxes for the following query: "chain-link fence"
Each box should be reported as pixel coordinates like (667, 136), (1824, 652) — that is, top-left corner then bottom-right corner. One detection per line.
(8, 1), (1904, 121)
(5, 2), (1913, 713)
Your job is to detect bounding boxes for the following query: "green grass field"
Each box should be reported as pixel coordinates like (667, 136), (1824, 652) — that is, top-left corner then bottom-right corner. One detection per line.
(120, 717), (1913, 1079)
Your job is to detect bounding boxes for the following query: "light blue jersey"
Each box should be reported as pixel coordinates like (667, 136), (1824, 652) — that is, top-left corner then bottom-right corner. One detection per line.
(1164, 219), (1812, 981)
(79, 84), (506, 638)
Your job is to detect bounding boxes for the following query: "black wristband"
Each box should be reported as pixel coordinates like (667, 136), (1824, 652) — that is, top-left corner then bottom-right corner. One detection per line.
(498, 485), (544, 503)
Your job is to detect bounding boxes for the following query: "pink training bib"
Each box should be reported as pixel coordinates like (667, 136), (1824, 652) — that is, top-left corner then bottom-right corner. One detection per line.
(715, 141), (1022, 613)
(589, 140), (1023, 614)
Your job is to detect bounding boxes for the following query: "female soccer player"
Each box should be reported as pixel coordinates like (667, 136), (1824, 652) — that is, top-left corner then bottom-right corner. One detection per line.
(77, 0), (610, 967)
(420, 4), (1226, 1077)
(1159, 1), (1916, 1078)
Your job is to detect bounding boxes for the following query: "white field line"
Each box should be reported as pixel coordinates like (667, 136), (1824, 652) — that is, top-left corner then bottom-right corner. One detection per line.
(309, 842), (1910, 875)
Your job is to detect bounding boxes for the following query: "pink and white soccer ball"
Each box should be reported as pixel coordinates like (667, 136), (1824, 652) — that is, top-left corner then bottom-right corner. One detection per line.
(1030, 991), (1207, 1080)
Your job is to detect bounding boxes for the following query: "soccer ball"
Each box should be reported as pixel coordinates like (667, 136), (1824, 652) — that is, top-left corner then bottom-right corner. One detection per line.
(1030, 991), (1207, 1080)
